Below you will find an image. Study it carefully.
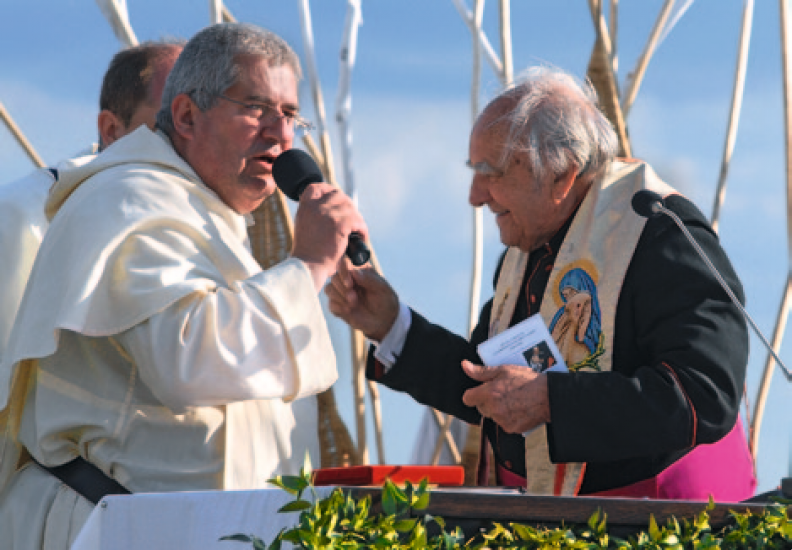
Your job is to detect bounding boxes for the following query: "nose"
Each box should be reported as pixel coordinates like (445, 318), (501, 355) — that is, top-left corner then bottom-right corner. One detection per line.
(260, 115), (294, 144)
(469, 173), (490, 207)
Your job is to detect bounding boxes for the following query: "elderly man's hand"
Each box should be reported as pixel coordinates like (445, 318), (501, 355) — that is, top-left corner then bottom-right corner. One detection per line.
(325, 258), (400, 342)
(461, 360), (551, 434)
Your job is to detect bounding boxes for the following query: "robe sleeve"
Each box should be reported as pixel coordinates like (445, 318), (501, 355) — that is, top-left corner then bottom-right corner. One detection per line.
(117, 257), (337, 411)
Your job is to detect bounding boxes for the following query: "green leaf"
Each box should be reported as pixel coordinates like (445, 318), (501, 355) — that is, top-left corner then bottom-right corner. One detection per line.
(587, 509), (601, 531)
(426, 513), (445, 530)
(394, 518), (419, 532)
(277, 499), (313, 513)
(648, 514), (660, 539)
(280, 530), (302, 543)
(382, 479), (409, 516)
(267, 474), (309, 496)
(219, 533), (268, 550)
(219, 533), (255, 542)
(412, 490), (431, 511)
(301, 450), (313, 478)
(228, 467), (792, 549)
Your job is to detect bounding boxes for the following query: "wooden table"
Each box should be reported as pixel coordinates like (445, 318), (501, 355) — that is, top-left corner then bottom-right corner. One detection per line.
(349, 486), (787, 539)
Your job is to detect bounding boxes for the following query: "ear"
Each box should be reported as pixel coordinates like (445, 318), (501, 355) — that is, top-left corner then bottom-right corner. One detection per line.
(97, 110), (126, 149)
(551, 167), (578, 204)
(170, 93), (199, 142)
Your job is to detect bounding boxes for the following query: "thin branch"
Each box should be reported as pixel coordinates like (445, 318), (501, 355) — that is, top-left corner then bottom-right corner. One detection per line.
(711, 0), (754, 232)
(297, 0), (337, 186)
(751, 0), (792, 461)
(451, 0), (505, 80)
(0, 100), (45, 168)
(499, 0), (513, 86)
(94, 0), (138, 48)
(621, 0), (676, 119)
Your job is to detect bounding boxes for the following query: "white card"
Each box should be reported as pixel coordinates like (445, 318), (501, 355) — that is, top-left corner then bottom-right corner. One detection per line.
(476, 313), (567, 373)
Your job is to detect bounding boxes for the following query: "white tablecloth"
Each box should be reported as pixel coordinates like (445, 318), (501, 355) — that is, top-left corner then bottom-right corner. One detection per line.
(70, 487), (334, 550)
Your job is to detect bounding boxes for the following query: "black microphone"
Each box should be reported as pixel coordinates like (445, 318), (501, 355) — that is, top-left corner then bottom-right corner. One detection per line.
(631, 189), (664, 218)
(631, 189), (792, 381)
(272, 149), (370, 266)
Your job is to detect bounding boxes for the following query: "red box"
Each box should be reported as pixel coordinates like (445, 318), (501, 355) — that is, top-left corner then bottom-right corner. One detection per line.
(311, 465), (465, 487)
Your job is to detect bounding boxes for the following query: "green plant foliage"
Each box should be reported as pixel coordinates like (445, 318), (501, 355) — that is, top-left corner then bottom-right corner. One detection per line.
(221, 464), (792, 549)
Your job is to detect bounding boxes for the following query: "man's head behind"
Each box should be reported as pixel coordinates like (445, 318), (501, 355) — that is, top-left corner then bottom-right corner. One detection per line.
(487, 66), (619, 186)
(98, 40), (184, 150)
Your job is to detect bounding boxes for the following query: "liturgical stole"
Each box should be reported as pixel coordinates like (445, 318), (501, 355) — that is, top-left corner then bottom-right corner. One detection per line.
(488, 159), (675, 495)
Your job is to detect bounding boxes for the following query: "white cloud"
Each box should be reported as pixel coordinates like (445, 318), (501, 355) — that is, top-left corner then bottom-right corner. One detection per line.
(343, 93), (472, 233)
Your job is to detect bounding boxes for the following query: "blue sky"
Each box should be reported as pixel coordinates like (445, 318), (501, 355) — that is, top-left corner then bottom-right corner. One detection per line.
(2, 1), (791, 495)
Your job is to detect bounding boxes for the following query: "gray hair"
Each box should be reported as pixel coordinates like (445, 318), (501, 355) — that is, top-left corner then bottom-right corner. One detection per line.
(156, 22), (302, 136)
(486, 66), (618, 185)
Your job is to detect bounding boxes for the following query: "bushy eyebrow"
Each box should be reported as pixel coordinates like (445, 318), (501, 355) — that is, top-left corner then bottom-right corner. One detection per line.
(243, 94), (300, 113)
(466, 159), (503, 176)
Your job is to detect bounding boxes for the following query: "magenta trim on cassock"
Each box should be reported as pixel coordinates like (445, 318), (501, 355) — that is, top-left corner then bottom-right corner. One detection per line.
(499, 416), (757, 501)
(652, 415), (756, 502)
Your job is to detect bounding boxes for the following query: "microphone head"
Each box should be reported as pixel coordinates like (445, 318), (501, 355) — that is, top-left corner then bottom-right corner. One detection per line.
(632, 189), (664, 218)
(272, 149), (324, 201)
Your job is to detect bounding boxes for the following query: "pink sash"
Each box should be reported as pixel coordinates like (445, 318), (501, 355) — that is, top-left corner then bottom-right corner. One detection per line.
(591, 417), (756, 501)
(498, 417), (756, 502)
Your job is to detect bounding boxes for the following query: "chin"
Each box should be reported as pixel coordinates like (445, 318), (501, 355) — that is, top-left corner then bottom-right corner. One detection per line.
(497, 229), (517, 248)
(499, 234), (535, 253)
(243, 176), (275, 198)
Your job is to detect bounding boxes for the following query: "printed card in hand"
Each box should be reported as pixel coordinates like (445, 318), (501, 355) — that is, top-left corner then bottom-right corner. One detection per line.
(476, 313), (567, 373)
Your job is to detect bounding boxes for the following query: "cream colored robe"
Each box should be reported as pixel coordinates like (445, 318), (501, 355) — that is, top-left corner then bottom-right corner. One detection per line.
(0, 127), (337, 549)
(0, 168), (53, 364)
(0, 153), (95, 363)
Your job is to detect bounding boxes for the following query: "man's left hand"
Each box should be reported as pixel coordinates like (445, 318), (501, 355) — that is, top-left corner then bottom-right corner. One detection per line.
(461, 360), (551, 434)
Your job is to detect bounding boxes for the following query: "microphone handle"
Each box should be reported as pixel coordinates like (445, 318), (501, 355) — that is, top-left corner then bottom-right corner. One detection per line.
(657, 204), (792, 382)
(293, 181), (370, 266)
(346, 232), (371, 266)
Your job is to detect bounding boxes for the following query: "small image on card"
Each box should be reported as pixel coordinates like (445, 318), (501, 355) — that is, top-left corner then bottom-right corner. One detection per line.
(477, 313), (567, 372)
(522, 340), (558, 373)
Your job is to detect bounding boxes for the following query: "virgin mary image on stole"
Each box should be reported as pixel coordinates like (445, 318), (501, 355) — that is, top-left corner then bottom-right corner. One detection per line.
(548, 267), (604, 370)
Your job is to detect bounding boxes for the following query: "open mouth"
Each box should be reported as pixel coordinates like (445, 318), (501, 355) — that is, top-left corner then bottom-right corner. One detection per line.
(253, 153), (278, 170)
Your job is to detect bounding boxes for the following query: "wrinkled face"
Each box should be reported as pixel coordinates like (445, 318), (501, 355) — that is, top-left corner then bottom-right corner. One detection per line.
(467, 103), (563, 253)
(184, 55), (299, 214)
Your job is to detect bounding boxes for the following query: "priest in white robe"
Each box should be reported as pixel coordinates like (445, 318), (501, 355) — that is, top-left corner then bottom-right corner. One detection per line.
(0, 22), (366, 550)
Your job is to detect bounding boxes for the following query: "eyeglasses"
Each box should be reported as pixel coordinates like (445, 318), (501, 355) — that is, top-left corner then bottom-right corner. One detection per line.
(466, 159), (505, 178)
(216, 94), (315, 137)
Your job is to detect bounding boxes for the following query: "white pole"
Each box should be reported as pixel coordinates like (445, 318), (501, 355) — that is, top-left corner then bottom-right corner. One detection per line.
(334, 0), (388, 465)
(621, 0), (675, 119)
(297, 0), (337, 186)
(428, 0), (489, 467)
(94, 0), (138, 48)
(335, 0), (362, 202)
(751, 0), (792, 461)
(711, 0), (754, 232)
(209, 0), (222, 24)
(751, 278), (792, 458)
(610, 0), (619, 74)
(0, 101), (45, 168)
(297, 0), (367, 466)
(451, 0), (505, 81)
(499, 0), (513, 86)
